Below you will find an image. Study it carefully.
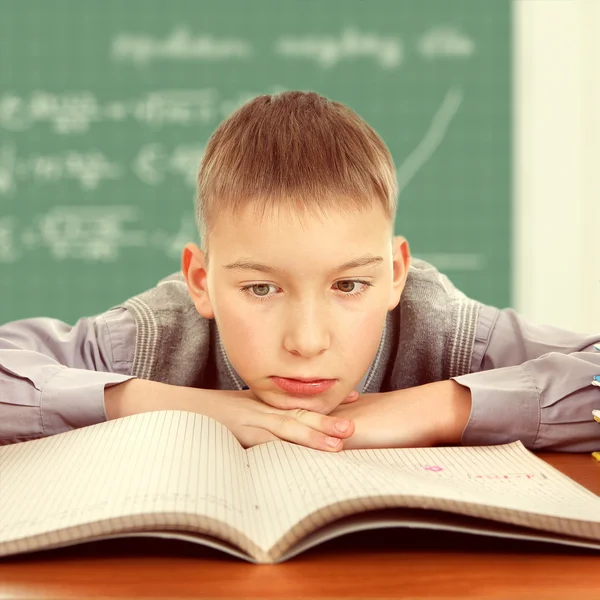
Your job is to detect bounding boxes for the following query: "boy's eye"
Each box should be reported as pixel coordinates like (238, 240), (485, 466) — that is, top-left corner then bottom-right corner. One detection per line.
(252, 284), (271, 297)
(336, 281), (357, 293)
(240, 279), (373, 301)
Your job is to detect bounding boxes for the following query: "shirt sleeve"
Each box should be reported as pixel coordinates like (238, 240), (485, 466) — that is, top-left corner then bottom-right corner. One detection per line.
(453, 304), (600, 452)
(0, 307), (137, 445)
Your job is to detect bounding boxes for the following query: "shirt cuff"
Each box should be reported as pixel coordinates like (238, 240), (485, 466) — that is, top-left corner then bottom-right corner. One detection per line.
(452, 364), (540, 449)
(470, 303), (499, 372)
(41, 366), (136, 437)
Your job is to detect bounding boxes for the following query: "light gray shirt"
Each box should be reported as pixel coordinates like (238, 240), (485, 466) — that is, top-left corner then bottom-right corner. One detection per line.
(1, 303), (599, 450)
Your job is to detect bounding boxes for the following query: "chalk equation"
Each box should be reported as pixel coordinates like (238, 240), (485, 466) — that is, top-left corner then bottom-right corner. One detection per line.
(111, 26), (475, 68)
(0, 208), (198, 263)
(0, 142), (204, 192)
(0, 83), (464, 195)
(133, 142), (205, 186)
(0, 143), (121, 193)
(0, 211), (484, 270)
(0, 88), (284, 135)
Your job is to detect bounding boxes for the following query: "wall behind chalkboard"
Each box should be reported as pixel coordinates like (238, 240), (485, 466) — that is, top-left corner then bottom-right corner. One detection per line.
(0, 0), (510, 324)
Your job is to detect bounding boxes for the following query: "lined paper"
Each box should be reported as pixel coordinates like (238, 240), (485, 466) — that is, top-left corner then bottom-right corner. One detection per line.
(3, 410), (600, 561)
(247, 440), (600, 552)
(0, 411), (254, 556)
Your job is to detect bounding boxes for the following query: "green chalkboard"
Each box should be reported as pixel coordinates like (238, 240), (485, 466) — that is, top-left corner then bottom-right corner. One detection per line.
(0, 0), (511, 324)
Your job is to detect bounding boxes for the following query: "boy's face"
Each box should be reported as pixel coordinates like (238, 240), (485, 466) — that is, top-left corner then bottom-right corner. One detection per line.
(182, 201), (410, 415)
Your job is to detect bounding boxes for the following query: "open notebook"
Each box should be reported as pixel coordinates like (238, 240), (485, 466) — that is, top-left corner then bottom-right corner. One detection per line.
(1, 410), (600, 563)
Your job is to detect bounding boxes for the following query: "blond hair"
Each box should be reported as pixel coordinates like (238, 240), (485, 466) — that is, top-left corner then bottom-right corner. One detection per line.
(196, 91), (397, 261)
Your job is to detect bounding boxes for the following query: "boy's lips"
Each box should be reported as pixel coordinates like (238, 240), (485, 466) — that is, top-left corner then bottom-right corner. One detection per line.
(270, 376), (336, 395)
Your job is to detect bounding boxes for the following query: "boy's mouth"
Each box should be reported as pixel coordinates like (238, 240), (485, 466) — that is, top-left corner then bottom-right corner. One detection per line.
(270, 376), (336, 395)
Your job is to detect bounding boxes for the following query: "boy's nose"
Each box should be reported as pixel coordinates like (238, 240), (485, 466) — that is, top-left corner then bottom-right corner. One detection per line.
(283, 314), (330, 357)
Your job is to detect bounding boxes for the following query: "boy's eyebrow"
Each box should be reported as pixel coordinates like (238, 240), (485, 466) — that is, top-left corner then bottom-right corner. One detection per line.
(223, 255), (384, 275)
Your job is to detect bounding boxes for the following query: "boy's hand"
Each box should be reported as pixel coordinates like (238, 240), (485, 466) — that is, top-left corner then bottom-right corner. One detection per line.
(199, 388), (360, 451)
(328, 381), (472, 449)
(104, 378), (359, 452)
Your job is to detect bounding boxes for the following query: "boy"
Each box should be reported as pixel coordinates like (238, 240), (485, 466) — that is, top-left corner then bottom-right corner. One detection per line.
(1, 91), (599, 452)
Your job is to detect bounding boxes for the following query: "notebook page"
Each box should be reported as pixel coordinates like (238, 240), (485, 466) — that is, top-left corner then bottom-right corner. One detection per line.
(247, 440), (600, 553)
(0, 411), (255, 556)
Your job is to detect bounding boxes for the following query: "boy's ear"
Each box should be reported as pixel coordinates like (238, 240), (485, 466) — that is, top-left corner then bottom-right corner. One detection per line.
(181, 243), (215, 319)
(388, 235), (411, 311)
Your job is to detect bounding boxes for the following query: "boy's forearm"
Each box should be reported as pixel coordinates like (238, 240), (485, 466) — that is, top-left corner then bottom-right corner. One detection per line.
(104, 378), (204, 420)
(434, 380), (473, 445)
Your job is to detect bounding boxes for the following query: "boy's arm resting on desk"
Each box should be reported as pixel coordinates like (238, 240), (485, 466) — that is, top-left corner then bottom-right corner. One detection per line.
(0, 309), (357, 452)
(0, 308), (136, 444)
(452, 305), (600, 452)
(334, 305), (600, 452)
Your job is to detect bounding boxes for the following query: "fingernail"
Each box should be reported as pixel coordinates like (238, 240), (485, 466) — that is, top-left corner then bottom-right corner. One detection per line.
(326, 436), (341, 448)
(335, 420), (350, 433)
(348, 390), (359, 400)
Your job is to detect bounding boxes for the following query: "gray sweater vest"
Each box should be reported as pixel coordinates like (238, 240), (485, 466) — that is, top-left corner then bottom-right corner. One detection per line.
(118, 259), (480, 393)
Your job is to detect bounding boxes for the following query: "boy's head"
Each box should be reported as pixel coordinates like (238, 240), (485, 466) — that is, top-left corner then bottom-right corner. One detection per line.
(183, 91), (410, 414)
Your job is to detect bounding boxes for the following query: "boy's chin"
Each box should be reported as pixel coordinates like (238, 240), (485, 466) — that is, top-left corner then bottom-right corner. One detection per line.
(254, 390), (338, 415)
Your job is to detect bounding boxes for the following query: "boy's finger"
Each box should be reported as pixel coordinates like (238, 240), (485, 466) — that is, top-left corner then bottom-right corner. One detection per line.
(290, 407), (355, 439)
(263, 411), (351, 452)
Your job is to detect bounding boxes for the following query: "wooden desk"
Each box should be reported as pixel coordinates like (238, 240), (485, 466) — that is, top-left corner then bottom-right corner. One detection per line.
(0, 453), (599, 600)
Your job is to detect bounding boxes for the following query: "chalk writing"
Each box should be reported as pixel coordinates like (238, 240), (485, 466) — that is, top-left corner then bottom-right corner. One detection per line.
(219, 86), (287, 119)
(0, 143), (205, 193)
(0, 144), (121, 192)
(111, 28), (253, 66)
(134, 90), (216, 127)
(0, 91), (103, 134)
(0, 88), (285, 134)
(36, 206), (146, 261)
(418, 26), (475, 59)
(133, 142), (204, 186)
(275, 27), (403, 69)
(396, 86), (463, 196)
(0, 143), (16, 195)
(0, 90), (213, 134)
(0, 208), (197, 262)
(0, 217), (19, 262)
(161, 214), (200, 259)
(110, 26), (476, 68)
